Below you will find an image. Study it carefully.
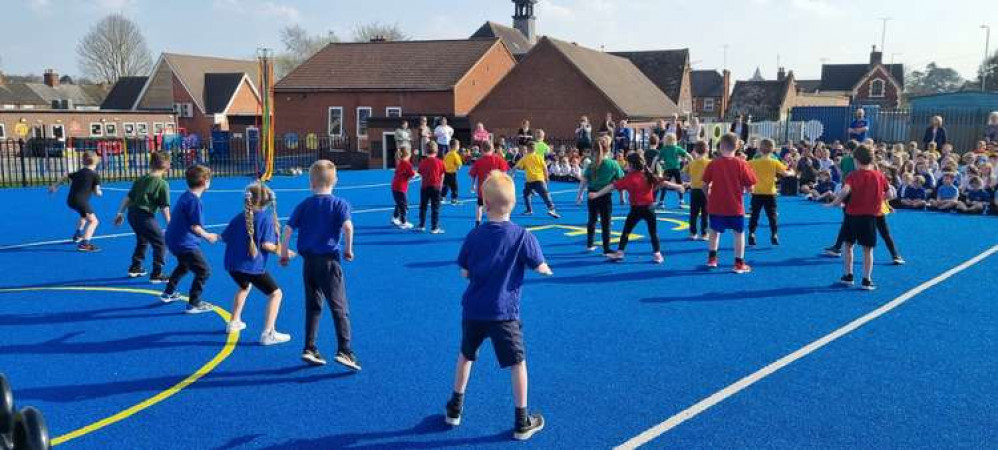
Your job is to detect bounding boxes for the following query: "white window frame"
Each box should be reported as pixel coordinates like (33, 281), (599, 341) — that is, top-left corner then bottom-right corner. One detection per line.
(123, 122), (136, 137)
(0, 123), (6, 139)
(327, 107), (343, 137)
(356, 106), (372, 138)
(50, 124), (65, 141)
(165, 123), (176, 135)
(104, 123), (118, 137)
(703, 98), (716, 112)
(153, 123), (164, 135)
(386, 107), (402, 117)
(173, 102), (194, 118)
(31, 126), (44, 139)
(136, 123), (149, 136)
(89, 123), (103, 137)
(870, 78), (886, 98)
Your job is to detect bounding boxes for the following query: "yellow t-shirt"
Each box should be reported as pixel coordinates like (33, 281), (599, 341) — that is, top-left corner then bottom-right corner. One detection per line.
(748, 157), (787, 195)
(515, 153), (548, 183)
(443, 150), (463, 173)
(687, 158), (711, 189)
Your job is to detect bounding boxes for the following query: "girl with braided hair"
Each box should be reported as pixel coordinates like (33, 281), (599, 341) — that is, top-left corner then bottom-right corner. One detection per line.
(220, 183), (295, 345)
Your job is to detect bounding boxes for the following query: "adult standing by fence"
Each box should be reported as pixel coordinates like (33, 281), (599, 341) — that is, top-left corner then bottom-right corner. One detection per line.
(395, 120), (413, 156)
(575, 116), (593, 151)
(599, 113), (615, 137)
(685, 117), (705, 150)
(472, 122), (491, 149)
(614, 119), (633, 155)
(985, 111), (998, 143)
(848, 108), (869, 142)
(730, 114), (749, 143)
(516, 120), (533, 147)
(418, 116), (431, 161)
(923, 115), (948, 148)
(434, 117), (455, 154)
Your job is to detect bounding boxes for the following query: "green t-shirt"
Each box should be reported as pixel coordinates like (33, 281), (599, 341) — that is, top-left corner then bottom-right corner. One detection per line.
(585, 158), (625, 191)
(840, 156), (856, 178)
(660, 144), (688, 170)
(534, 140), (550, 158)
(128, 174), (170, 214)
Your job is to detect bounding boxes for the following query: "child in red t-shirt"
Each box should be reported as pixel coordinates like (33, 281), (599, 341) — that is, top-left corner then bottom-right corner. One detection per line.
(828, 144), (890, 290)
(469, 141), (509, 227)
(391, 147), (416, 230)
(417, 142), (447, 234)
(589, 152), (684, 264)
(701, 133), (758, 273)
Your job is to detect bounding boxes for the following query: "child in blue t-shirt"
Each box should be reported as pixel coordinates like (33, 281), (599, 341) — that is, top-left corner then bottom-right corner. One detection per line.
(961, 177), (990, 214)
(221, 183), (295, 345)
(898, 175), (928, 209)
(280, 160), (359, 371)
(807, 170), (837, 203)
(161, 166), (219, 313)
(929, 173), (962, 211)
(445, 169), (551, 441)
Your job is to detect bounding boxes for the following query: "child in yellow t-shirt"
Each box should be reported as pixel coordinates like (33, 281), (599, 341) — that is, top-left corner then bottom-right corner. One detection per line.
(747, 138), (794, 247)
(513, 141), (561, 218)
(441, 139), (464, 205)
(683, 141), (711, 240)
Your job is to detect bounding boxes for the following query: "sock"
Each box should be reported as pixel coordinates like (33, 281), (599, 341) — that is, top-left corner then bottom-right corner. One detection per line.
(515, 407), (528, 425)
(735, 257), (744, 264)
(475, 220), (481, 227)
(449, 392), (464, 407)
(709, 250), (718, 258)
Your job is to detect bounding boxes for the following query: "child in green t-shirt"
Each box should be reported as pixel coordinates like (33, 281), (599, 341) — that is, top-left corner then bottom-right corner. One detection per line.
(114, 152), (172, 282)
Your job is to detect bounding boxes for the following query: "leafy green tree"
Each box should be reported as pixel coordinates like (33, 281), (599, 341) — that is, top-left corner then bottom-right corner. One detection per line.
(905, 62), (965, 96)
(276, 25), (339, 78)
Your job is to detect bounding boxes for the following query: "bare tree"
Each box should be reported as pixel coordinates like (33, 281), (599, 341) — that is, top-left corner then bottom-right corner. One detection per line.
(76, 13), (153, 85)
(351, 22), (409, 42)
(276, 24), (339, 78)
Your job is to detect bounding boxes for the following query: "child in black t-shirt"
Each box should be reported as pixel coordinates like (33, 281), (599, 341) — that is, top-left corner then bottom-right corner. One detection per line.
(49, 151), (103, 252)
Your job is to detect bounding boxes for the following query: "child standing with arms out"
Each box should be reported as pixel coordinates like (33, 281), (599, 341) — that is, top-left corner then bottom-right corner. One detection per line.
(513, 141), (561, 219)
(445, 170), (551, 440)
(702, 133), (758, 273)
(747, 138), (794, 247)
(221, 183), (293, 344)
(441, 139), (463, 205)
(281, 160), (359, 370)
(684, 141), (711, 241)
(577, 137), (624, 255)
(114, 152), (172, 282)
(160, 166), (219, 314)
(417, 142), (446, 234)
(469, 141), (509, 227)
(658, 133), (689, 208)
(589, 153), (684, 263)
(49, 151), (103, 252)
(391, 147), (416, 230)
(828, 145), (890, 290)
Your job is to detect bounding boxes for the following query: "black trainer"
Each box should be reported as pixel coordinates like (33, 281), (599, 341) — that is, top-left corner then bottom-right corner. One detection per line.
(824, 247), (842, 257)
(77, 242), (101, 252)
(128, 268), (148, 278)
(72, 231), (83, 243)
(301, 349), (327, 366)
(747, 233), (757, 247)
(861, 278), (877, 290)
(839, 274), (855, 286)
(771, 234), (780, 246)
(334, 351), (362, 371)
(892, 255), (906, 265)
(445, 398), (463, 426)
(149, 274), (170, 284)
(513, 413), (545, 441)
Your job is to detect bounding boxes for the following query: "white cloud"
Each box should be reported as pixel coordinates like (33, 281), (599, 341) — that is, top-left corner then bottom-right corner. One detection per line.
(212, 0), (300, 23)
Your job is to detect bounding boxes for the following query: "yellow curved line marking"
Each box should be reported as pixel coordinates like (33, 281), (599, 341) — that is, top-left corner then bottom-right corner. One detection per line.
(0, 286), (237, 446)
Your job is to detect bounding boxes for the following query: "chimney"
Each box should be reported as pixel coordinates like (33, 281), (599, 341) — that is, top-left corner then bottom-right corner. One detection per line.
(721, 69), (731, 117)
(369, 35), (386, 43)
(512, 0), (538, 45)
(869, 45), (883, 66)
(43, 69), (59, 87)
(777, 67), (786, 82)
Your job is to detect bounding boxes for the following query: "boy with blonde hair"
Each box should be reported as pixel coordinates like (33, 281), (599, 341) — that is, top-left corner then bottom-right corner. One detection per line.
(747, 138), (794, 246)
(281, 160), (359, 370)
(446, 170), (551, 441)
(441, 138), (463, 205)
(50, 150), (103, 252)
(512, 141), (560, 218)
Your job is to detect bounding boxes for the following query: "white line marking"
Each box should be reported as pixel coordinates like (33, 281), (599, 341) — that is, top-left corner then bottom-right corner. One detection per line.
(0, 189), (577, 251)
(100, 177), (421, 193)
(615, 243), (998, 449)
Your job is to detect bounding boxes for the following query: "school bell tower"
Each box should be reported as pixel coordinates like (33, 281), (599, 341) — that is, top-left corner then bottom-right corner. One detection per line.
(512, 0), (538, 44)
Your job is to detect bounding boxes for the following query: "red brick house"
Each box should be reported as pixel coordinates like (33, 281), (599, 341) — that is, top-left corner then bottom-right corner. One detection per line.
(470, 37), (680, 141)
(273, 38), (516, 167)
(727, 70), (798, 122)
(813, 46), (904, 108)
(691, 69), (731, 120)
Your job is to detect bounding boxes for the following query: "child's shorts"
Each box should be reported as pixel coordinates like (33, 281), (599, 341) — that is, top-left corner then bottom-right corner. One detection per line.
(68, 199), (93, 217)
(461, 320), (525, 368)
(842, 215), (877, 248)
(228, 271), (279, 295)
(709, 215), (744, 234)
(477, 195), (484, 207)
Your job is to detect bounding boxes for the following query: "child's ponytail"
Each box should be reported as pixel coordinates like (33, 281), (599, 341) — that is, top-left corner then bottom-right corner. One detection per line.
(243, 182), (278, 259)
(245, 190), (258, 259)
(626, 152), (657, 187)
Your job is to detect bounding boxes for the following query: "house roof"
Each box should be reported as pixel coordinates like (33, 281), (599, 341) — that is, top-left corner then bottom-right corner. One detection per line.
(101, 76), (148, 109)
(275, 39), (504, 92)
(470, 21), (532, 55)
(728, 77), (794, 120)
(158, 53), (259, 113)
(610, 49), (689, 103)
(545, 38), (678, 119)
(203, 73), (246, 114)
(819, 63), (904, 91)
(796, 79), (821, 93)
(691, 70), (724, 97)
(0, 81), (107, 107)
(0, 83), (44, 105)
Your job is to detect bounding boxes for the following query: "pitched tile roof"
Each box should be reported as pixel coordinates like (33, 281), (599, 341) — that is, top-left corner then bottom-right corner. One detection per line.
(691, 70), (724, 97)
(470, 21), (532, 55)
(0, 83), (44, 105)
(611, 49), (689, 103)
(546, 38), (678, 119)
(101, 76), (148, 109)
(796, 79), (821, 93)
(161, 53), (259, 112)
(0, 81), (107, 107)
(727, 78), (793, 121)
(203, 73), (246, 114)
(276, 39), (504, 92)
(819, 64), (904, 91)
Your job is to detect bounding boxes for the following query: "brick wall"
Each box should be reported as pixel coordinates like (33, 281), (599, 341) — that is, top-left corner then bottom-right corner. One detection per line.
(453, 43), (517, 115)
(0, 111), (177, 139)
(854, 66), (901, 108)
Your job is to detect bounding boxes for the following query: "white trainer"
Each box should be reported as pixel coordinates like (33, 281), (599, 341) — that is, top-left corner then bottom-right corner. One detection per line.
(260, 330), (292, 346)
(226, 320), (246, 333)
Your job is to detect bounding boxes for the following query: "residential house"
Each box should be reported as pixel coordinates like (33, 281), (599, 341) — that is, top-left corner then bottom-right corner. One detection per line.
(612, 49), (693, 114)
(813, 46), (904, 108)
(727, 68), (798, 122)
(0, 69), (108, 110)
(471, 37), (680, 141)
(690, 69), (731, 120)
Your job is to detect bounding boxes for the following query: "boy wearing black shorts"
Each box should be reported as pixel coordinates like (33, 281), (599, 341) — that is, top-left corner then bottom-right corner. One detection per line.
(50, 151), (103, 252)
(445, 170), (551, 441)
(828, 145), (889, 290)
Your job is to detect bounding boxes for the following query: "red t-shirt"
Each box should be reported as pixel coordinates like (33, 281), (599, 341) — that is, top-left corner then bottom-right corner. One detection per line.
(702, 156), (757, 216)
(469, 154), (509, 194)
(418, 157), (446, 189)
(844, 169), (888, 216)
(613, 171), (656, 206)
(391, 160), (416, 193)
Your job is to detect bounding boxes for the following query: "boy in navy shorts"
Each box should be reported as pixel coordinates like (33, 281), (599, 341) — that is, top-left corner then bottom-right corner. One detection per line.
(445, 170), (552, 441)
(281, 160), (360, 371)
(828, 145), (890, 290)
(49, 151), (103, 252)
(160, 165), (220, 313)
(702, 133), (757, 273)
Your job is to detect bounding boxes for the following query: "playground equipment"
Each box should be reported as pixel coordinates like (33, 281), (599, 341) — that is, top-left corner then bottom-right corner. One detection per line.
(0, 374), (50, 450)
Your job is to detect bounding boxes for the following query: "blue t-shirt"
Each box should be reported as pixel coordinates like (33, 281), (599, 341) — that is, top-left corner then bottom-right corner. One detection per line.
(165, 191), (204, 254)
(287, 194), (351, 257)
(816, 180), (836, 194)
(222, 211), (278, 274)
(966, 189), (991, 203)
(902, 186), (926, 200)
(849, 119), (869, 141)
(457, 221), (545, 321)
(936, 184), (959, 200)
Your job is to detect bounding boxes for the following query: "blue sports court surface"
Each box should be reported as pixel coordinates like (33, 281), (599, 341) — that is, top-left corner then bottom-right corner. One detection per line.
(0, 168), (995, 449)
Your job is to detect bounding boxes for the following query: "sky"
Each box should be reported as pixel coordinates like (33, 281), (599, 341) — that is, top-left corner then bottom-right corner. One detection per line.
(1, 0), (993, 82)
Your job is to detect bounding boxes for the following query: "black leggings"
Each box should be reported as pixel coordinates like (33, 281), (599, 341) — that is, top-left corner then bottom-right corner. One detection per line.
(587, 193), (613, 253)
(618, 205), (659, 253)
(749, 194), (778, 235)
(689, 188), (708, 235)
(418, 187), (441, 229)
(876, 215), (899, 258)
(392, 190), (408, 224)
(661, 169), (682, 203)
(440, 173), (459, 202)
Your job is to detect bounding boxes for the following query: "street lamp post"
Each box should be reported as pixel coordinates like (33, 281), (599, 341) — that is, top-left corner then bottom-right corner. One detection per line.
(983, 25), (991, 92)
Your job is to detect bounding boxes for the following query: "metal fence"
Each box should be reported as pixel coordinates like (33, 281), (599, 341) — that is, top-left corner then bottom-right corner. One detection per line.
(0, 134), (362, 188)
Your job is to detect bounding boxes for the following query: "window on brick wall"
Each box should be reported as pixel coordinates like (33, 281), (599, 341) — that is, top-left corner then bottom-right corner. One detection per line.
(328, 107), (343, 137)
(870, 79), (886, 98)
(173, 103), (194, 118)
(0, 123), (6, 139)
(357, 107), (372, 138)
(704, 98), (715, 112)
(386, 107), (402, 117)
